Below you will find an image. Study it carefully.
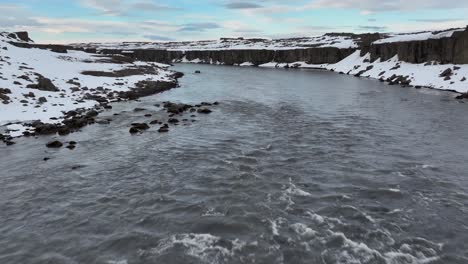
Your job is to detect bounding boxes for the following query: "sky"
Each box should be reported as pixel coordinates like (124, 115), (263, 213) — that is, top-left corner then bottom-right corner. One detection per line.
(1, 0), (468, 43)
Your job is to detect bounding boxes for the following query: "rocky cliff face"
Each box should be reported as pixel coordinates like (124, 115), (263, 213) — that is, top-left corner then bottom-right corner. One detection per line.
(99, 48), (356, 65)
(369, 27), (468, 64)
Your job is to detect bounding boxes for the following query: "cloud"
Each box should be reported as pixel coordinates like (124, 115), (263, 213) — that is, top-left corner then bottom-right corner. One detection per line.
(225, 1), (263, 9)
(305, 0), (468, 13)
(357, 25), (388, 32)
(178, 22), (221, 32)
(80, 0), (180, 16)
(410, 18), (464, 23)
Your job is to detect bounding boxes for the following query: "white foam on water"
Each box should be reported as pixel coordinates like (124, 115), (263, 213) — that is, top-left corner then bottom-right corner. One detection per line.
(290, 223), (317, 238)
(341, 205), (376, 224)
(107, 260), (128, 264)
(284, 178), (312, 197)
(148, 233), (246, 264)
(202, 208), (225, 217)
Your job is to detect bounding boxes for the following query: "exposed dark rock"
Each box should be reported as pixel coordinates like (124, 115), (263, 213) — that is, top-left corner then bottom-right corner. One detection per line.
(456, 93), (468, 100)
(58, 126), (71, 136)
(163, 102), (192, 114)
(197, 108), (212, 114)
(38, 97), (47, 104)
(131, 123), (150, 130)
(440, 68), (453, 78)
(171, 72), (185, 79)
(118, 80), (178, 100)
(369, 28), (468, 64)
(66, 144), (76, 150)
(195, 70), (201, 74)
(46, 140), (63, 148)
(158, 125), (169, 133)
(168, 118), (180, 123)
(33, 123), (58, 135)
(26, 77), (59, 92)
(129, 127), (140, 134)
(85, 110), (99, 118)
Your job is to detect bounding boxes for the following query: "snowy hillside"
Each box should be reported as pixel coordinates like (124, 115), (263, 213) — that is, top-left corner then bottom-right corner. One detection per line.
(0, 32), (178, 137)
(73, 34), (359, 51)
(258, 51), (468, 94)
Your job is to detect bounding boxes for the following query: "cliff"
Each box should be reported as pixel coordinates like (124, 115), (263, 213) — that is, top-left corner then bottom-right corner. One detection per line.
(369, 27), (468, 64)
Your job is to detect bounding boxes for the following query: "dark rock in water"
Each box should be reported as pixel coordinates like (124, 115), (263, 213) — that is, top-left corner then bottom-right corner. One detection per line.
(133, 108), (146, 112)
(103, 105), (113, 109)
(444, 76), (451, 81)
(455, 93), (468, 100)
(66, 144), (76, 150)
(197, 108), (212, 114)
(43, 157), (50, 161)
(461, 77), (466, 82)
(129, 127), (140, 134)
(26, 77), (59, 92)
(440, 68), (453, 78)
(168, 118), (179, 123)
(158, 126), (169, 133)
(46, 140), (63, 148)
(195, 70), (201, 74)
(144, 114), (152, 117)
(171, 72), (185, 79)
(213, 101), (220, 105)
(57, 126), (71, 136)
(454, 66), (461, 70)
(34, 123), (58, 135)
(96, 120), (110, 125)
(131, 123), (150, 130)
(5, 140), (15, 146)
(118, 80), (177, 100)
(164, 102), (192, 114)
(86, 110), (99, 118)
(150, 120), (159, 125)
(69, 141), (77, 145)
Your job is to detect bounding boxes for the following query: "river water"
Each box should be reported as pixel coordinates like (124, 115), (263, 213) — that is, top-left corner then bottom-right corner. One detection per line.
(1, 64), (468, 264)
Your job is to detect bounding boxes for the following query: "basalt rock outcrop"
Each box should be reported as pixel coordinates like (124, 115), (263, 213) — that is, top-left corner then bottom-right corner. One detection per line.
(100, 47), (355, 66)
(369, 27), (468, 64)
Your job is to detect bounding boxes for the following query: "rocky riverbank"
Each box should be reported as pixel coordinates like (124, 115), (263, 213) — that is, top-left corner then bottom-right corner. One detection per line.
(0, 32), (184, 145)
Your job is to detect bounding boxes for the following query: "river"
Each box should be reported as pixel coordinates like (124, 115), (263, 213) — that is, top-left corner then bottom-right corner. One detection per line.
(1, 64), (468, 264)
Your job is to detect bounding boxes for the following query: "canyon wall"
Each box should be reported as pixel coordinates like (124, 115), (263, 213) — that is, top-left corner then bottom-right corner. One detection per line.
(369, 27), (468, 64)
(99, 47), (356, 65)
(7, 28), (468, 66)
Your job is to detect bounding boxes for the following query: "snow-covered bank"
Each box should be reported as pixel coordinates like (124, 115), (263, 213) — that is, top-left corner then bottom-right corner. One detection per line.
(256, 51), (468, 94)
(0, 32), (179, 139)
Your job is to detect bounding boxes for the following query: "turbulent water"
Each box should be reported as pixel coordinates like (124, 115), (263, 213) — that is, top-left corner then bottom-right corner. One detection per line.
(1, 64), (468, 264)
